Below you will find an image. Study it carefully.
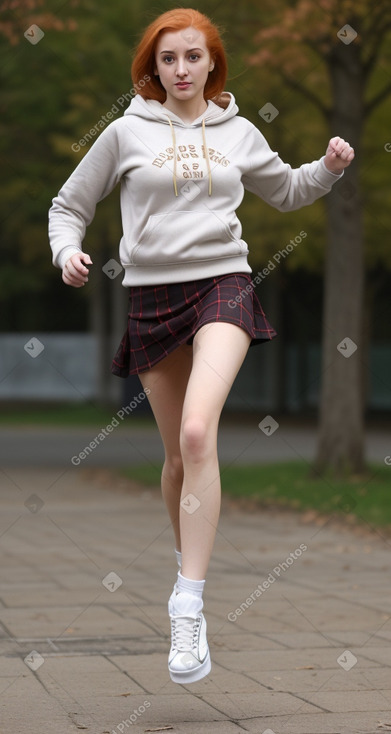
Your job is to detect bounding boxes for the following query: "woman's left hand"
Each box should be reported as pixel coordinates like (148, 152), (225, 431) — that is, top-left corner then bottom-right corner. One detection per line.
(324, 136), (355, 174)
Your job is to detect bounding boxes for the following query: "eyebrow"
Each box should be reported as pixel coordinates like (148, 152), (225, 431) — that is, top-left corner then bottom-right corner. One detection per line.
(159, 48), (204, 54)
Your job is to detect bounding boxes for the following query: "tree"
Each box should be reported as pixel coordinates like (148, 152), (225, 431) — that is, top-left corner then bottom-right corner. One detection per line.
(0, 0), (143, 403)
(0, 0), (78, 45)
(247, 0), (391, 475)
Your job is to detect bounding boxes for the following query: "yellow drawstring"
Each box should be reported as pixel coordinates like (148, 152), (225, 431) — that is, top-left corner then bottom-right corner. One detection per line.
(166, 115), (212, 197)
(166, 117), (178, 197)
(202, 118), (212, 197)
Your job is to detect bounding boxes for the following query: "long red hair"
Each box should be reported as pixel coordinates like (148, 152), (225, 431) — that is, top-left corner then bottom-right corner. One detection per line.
(131, 8), (229, 107)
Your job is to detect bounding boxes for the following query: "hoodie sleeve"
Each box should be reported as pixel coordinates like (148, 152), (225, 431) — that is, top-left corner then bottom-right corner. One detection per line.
(48, 123), (121, 270)
(241, 125), (343, 212)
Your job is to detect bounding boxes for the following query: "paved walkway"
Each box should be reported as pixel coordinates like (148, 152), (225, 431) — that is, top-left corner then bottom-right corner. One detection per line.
(1, 467), (391, 734)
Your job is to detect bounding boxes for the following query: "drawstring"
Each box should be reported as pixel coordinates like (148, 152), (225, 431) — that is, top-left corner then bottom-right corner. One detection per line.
(166, 116), (178, 196)
(166, 115), (212, 197)
(202, 118), (212, 197)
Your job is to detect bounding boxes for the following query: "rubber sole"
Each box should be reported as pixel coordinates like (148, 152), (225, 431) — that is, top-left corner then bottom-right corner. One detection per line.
(169, 650), (211, 684)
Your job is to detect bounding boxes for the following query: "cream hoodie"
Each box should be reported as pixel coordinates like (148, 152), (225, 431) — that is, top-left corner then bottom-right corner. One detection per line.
(48, 92), (343, 285)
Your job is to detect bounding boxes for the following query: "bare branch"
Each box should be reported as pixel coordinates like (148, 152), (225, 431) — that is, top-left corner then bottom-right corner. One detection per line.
(362, 22), (391, 80)
(365, 80), (391, 117)
(280, 72), (331, 121)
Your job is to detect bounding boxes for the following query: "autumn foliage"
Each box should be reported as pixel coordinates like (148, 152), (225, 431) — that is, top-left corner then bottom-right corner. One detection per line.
(0, 0), (78, 44)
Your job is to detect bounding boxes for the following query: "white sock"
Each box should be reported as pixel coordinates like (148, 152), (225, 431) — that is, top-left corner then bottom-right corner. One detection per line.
(176, 571), (205, 599)
(173, 590), (203, 615)
(175, 549), (182, 568)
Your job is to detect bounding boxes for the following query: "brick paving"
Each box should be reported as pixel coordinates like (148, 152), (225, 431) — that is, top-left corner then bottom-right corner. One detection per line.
(0, 467), (390, 734)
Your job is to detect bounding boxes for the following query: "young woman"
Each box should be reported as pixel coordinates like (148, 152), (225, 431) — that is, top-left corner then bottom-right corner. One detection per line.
(49, 8), (354, 685)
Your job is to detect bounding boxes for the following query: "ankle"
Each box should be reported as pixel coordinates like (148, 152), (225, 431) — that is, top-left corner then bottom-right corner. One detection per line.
(176, 571), (205, 599)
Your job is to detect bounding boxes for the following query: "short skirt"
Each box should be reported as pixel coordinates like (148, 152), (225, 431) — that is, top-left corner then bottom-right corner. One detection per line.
(111, 273), (277, 376)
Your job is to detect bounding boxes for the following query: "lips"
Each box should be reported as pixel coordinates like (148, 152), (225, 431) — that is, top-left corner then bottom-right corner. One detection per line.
(175, 82), (191, 88)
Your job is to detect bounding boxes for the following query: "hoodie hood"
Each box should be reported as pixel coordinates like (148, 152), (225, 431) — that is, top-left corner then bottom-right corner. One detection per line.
(124, 92), (239, 196)
(124, 91), (239, 126)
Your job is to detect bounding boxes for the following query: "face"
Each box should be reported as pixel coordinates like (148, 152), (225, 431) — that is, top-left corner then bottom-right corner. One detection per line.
(154, 26), (214, 104)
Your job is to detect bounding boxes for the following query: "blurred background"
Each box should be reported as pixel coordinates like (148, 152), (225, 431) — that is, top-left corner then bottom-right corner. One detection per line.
(1, 0), (390, 484)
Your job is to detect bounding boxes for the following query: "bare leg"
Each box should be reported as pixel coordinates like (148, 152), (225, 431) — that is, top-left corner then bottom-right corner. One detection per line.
(139, 324), (251, 578)
(179, 322), (251, 580)
(138, 344), (192, 551)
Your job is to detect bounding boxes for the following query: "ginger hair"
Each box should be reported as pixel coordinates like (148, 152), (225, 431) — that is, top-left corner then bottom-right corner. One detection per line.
(131, 8), (229, 107)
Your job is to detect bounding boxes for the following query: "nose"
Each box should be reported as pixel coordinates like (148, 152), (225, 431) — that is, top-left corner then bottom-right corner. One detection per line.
(176, 58), (188, 77)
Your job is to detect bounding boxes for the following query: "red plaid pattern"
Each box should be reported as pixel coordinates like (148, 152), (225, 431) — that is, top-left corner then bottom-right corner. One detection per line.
(111, 273), (277, 376)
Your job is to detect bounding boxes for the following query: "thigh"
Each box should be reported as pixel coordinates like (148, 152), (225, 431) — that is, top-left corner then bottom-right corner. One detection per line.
(138, 344), (193, 457)
(182, 322), (251, 429)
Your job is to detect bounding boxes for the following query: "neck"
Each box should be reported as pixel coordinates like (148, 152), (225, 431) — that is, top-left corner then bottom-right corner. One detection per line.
(163, 94), (208, 124)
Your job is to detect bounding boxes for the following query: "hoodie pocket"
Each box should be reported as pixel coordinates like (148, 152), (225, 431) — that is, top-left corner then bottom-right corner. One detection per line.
(131, 210), (247, 267)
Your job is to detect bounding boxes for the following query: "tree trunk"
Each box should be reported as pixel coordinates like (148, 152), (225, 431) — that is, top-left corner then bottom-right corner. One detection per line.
(314, 41), (365, 476)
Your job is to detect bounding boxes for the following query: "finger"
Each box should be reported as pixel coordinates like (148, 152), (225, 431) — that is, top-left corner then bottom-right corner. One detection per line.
(330, 141), (354, 159)
(66, 259), (89, 279)
(329, 141), (345, 156)
(62, 272), (85, 288)
(339, 145), (355, 161)
(329, 136), (346, 151)
(62, 267), (85, 285)
(72, 258), (90, 276)
(62, 263), (88, 285)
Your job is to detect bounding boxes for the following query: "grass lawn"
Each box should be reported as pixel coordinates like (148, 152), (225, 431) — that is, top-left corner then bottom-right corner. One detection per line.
(121, 461), (391, 529)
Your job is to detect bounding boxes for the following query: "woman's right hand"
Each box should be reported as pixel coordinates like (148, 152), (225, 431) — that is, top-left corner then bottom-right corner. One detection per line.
(62, 252), (93, 287)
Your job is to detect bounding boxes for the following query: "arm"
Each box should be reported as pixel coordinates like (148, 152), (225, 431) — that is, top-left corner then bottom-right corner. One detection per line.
(242, 126), (354, 211)
(48, 122), (122, 285)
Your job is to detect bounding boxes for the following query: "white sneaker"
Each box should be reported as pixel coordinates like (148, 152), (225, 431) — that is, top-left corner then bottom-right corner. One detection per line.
(168, 591), (211, 684)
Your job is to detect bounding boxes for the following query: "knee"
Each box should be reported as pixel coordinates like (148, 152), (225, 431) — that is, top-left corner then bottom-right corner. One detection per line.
(180, 416), (212, 463)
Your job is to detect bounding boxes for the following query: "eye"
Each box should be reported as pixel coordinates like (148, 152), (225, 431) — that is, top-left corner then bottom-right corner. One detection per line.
(189, 54), (200, 61)
(163, 55), (174, 63)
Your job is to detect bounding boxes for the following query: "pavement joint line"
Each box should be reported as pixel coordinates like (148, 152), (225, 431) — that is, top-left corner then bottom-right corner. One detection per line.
(50, 592), (103, 644)
(5, 634), (164, 643)
(213, 523), (261, 574)
(348, 612), (391, 651)
(120, 592), (168, 638)
(46, 636), (61, 651)
(280, 594), (337, 647)
(123, 520), (174, 572)
(102, 653), (152, 695)
(350, 651), (391, 668)
(46, 514), (102, 569)
(265, 578), (391, 618)
(190, 700), (250, 732)
(282, 689), (334, 714)
(44, 670), (102, 729)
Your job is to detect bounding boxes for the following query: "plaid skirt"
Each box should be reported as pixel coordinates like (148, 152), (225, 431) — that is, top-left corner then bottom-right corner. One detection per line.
(111, 273), (277, 376)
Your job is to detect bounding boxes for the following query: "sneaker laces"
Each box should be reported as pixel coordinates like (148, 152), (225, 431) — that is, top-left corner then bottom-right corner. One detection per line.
(171, 614), (201, 652)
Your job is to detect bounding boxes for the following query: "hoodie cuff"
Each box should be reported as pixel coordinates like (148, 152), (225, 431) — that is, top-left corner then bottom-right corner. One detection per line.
(56, 245), (83, 270)
(319, 155), (345, 180)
